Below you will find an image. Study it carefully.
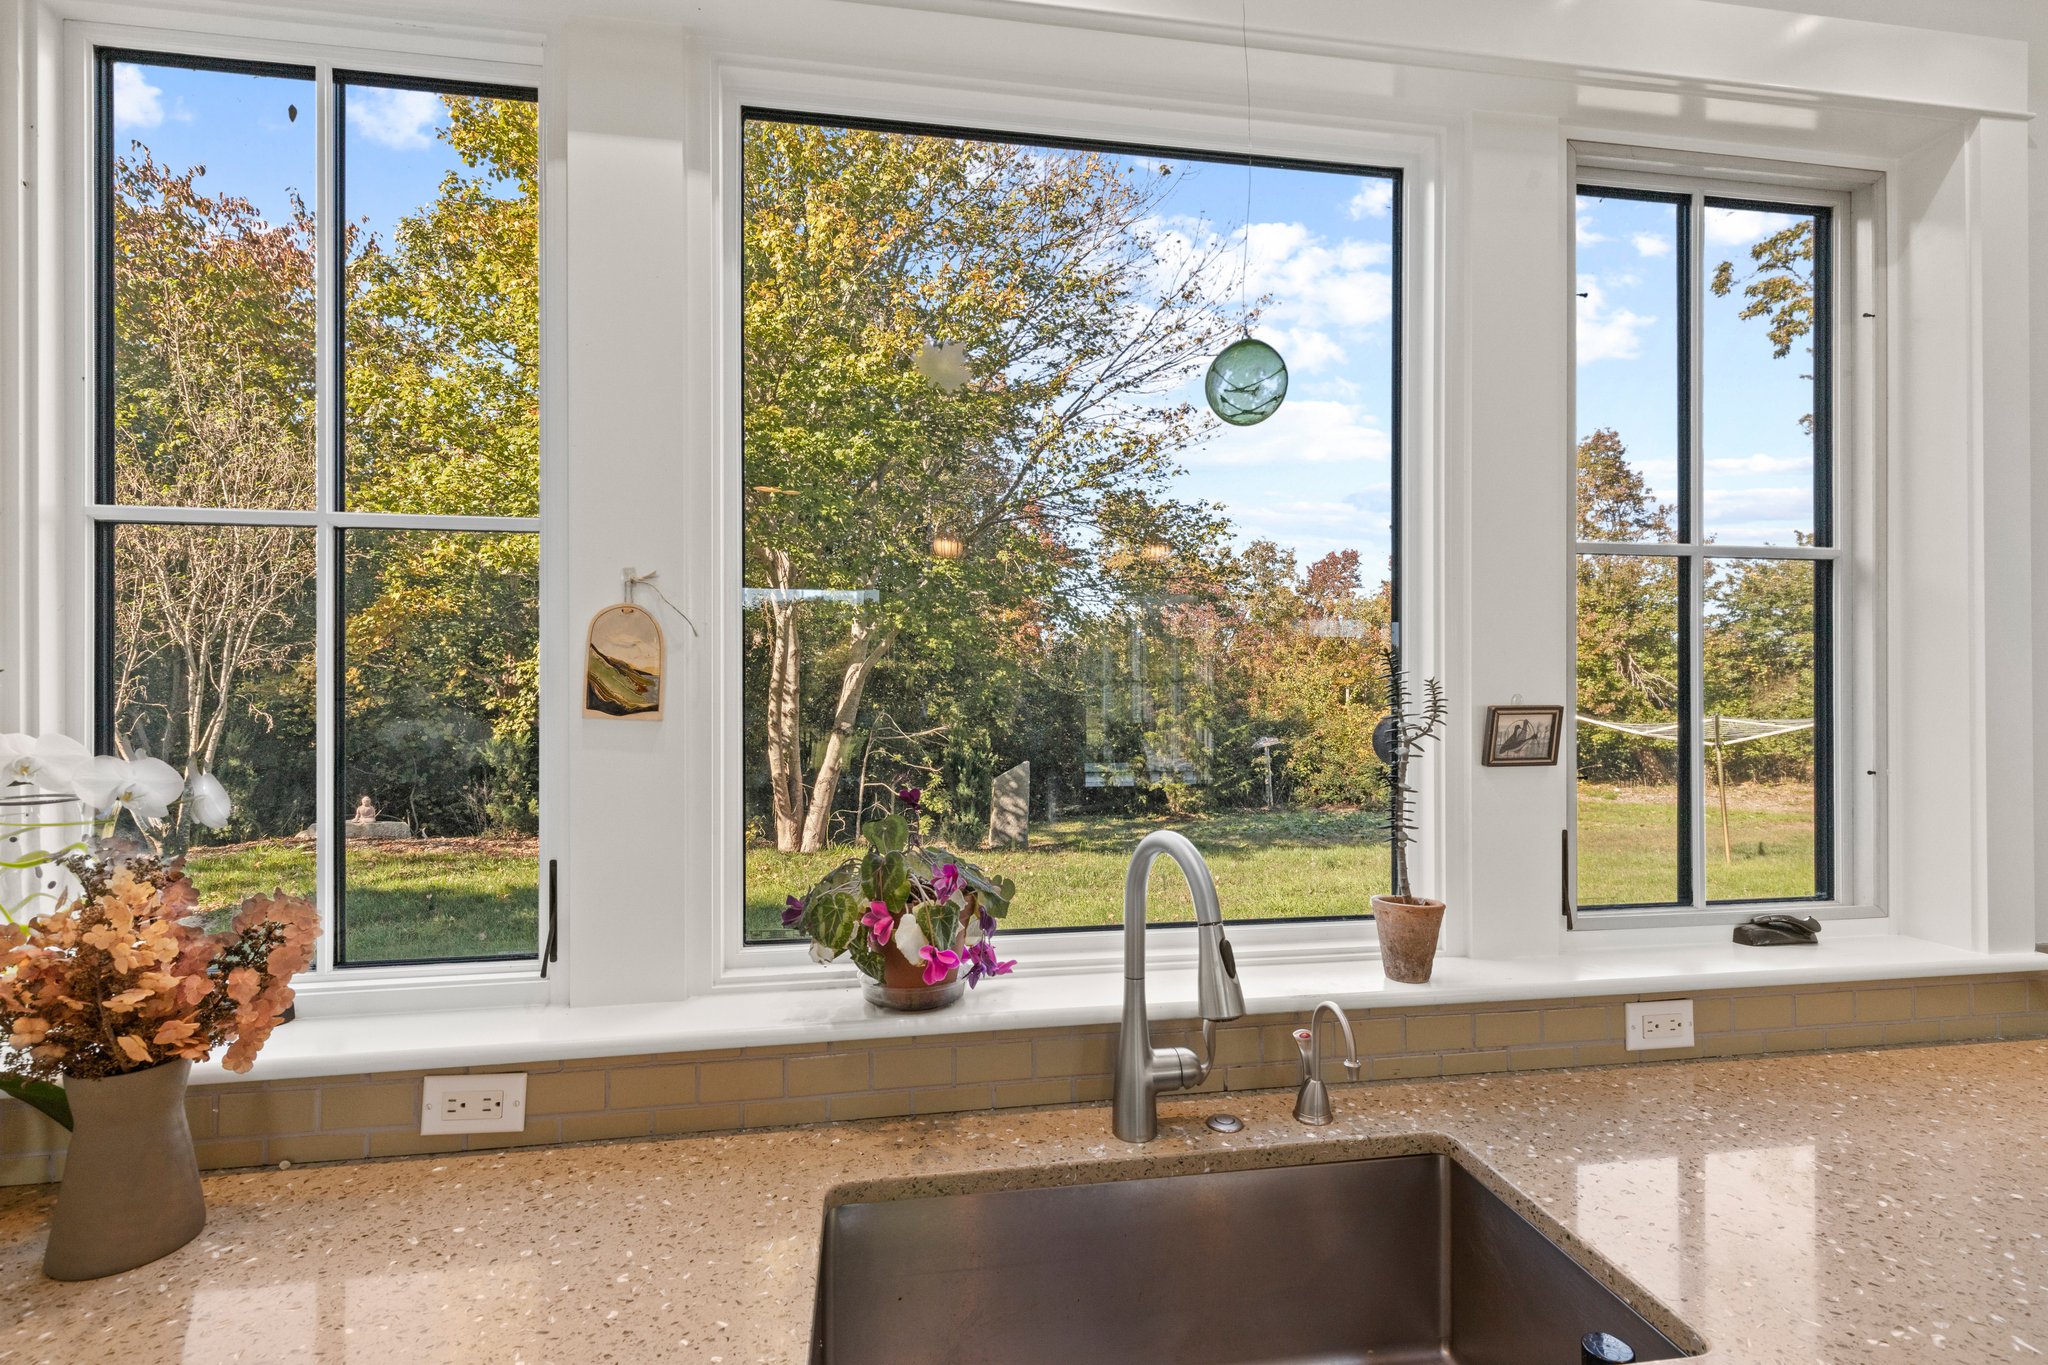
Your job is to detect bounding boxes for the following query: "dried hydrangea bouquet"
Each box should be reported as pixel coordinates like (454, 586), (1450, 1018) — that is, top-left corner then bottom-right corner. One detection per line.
(0, 732), (320, 1280)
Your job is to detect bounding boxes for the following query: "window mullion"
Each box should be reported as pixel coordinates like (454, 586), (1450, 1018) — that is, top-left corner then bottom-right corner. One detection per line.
(1683, 192), (1707, 910)
(313, 62), (339, 973)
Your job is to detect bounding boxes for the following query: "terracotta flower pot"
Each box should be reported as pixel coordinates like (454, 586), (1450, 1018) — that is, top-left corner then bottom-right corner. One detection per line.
(863, 934), (965, 1011)
(1371, 895), (1446, 985)
(43, 1059), (206, 1281)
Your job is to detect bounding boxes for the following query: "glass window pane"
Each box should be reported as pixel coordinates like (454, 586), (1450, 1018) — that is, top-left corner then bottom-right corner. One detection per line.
(341, 81), (539, 516)
(1702, 203), (1823, 547)
(108, 58), (316, 510)
(1575, 191), (1681, 542)
(340, 529), (539, 963)
(741, 117), (1397, 939)
(107, 523), (318, 919)
(1576, 553), (1684, 906)
(1703, 557), (1820, 902)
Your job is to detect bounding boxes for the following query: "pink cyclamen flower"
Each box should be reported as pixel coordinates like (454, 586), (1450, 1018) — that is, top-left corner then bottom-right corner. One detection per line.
(861, 900), (895, 947)
(919, 946), (960, 986)
(930, 863), (961, 901)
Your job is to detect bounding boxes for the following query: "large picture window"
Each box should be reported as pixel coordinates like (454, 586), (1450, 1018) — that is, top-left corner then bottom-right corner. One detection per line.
(740, 112), (1401, 939)
(94, 51), (542, 967)
(1573, 179), (1834, 910)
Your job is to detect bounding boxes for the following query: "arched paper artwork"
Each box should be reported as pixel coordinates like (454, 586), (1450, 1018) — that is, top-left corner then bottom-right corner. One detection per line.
(584, 603), (665, 719)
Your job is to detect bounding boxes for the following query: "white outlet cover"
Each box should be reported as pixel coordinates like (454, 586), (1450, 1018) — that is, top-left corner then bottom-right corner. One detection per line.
(1624, 999), (1696, 1051)
(420, 1073), (528, 1135)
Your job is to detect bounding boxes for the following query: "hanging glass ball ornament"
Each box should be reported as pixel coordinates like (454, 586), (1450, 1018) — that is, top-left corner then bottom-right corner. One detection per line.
(1205, 336), (1288, 426)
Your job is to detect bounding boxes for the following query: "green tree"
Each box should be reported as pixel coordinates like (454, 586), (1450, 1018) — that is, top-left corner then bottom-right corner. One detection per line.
(742, 122), (1238, 851)
(1575, 429), (1679, 782)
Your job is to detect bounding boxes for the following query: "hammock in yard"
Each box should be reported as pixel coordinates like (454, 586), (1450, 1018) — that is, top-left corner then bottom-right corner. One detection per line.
(1576, 715), (1814, 745)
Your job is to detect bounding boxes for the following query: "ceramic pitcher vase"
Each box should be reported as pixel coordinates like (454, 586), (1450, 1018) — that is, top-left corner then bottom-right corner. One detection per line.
(43, 1059), (206, 1281)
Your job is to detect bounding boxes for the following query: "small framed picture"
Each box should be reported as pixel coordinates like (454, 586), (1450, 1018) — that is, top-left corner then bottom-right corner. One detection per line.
(1482, 705), (1563, 767)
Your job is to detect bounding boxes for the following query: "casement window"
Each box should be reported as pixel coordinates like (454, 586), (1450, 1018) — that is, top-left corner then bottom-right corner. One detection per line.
(91, 50), (543, 970)
(1571, 169), (1847, 914)
(736, 111), (1401, 942)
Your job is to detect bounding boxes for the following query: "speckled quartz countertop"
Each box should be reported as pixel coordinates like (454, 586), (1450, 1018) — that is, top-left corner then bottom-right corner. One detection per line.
(3, 1039), (2044, 1364)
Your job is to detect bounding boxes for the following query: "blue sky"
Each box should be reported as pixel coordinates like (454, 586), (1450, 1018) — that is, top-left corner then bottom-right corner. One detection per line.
(1575, 192), (1819, 547)
(1113, 155), (1398, 599)
(112, 59), (487, 254)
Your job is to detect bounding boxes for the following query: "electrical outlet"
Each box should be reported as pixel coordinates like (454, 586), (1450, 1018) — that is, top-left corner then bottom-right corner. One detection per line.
(420, 1073), (528, 1135)
(1625, 999), (1695, 1051)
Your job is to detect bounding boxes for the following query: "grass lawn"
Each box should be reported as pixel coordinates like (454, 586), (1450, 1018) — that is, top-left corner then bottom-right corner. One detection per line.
(746, 806), (1393, 940)
(184, 838), (538, 963)
(1576, 782), (1817, 906)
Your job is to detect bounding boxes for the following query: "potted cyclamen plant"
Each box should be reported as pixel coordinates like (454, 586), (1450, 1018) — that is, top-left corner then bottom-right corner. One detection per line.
(1370, 646), (1449, 984)
(0, 732), (319, 1281)
(786, 788), (1016, 1010)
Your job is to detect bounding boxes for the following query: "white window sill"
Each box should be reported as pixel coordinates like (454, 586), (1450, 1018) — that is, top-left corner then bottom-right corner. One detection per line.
(191, 932), (2047, 1086)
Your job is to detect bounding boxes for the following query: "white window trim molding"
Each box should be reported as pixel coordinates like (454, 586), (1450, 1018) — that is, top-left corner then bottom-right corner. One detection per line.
(685, 52), (1444, 997)
(25, 7), (560, 1013)
(1563, 146), (1884, 929)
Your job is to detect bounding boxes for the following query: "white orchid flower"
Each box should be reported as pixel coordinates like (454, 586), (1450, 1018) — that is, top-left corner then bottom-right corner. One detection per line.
(0, 732), (88, 790)
(892, 906), (929, 963)
(184, 771), (233, 830)
(73, 755), (185, 825)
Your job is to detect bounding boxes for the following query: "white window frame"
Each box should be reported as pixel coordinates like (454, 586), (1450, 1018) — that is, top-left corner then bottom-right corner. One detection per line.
(1564, 143), (1885, 930)
(58, 16), (560, 1012)
(688, 57), (1443, 996)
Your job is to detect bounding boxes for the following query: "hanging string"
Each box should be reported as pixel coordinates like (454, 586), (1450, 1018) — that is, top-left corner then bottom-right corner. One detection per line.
(622, 567), (700, 636)
(1239, 0), (1254, 333)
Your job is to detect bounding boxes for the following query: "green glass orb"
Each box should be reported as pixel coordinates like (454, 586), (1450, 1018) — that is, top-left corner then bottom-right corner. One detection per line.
(1205, 337), (1288, 426)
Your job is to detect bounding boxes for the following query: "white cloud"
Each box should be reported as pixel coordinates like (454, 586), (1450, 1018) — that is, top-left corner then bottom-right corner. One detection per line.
(1347, 179), (1393, 219)
(1243, 221), (1392, 330)
(1706, 453), (1808, 476)
(1705, 206), (1802, 247)
(1576, 210), (1609, 247)
(1186, 398), (1391, 468)
(347, 88), (443, 151)
(1146, 213), (1393, 337)
(1632, 232), (1671, 259)
(1576, 275), (1655, 364)
(1264, 326), (1347, 374)
(1701, 485), (1813, 543)
(113, 65), (166, 130)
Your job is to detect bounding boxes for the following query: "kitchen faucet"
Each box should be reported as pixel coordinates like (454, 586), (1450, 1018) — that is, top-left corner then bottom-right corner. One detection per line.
(1113, 831), (1246, 1142)
(1291, 999), (1363, 1125)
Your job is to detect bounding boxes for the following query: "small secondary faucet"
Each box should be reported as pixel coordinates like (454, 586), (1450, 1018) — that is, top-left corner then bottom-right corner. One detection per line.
(1112, 831), (1246, 1142)
(1291, 1000), (1362, 1125)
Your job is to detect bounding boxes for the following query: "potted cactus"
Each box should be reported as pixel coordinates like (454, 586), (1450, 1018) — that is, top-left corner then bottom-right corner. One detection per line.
(1371, 645), (1447, 983)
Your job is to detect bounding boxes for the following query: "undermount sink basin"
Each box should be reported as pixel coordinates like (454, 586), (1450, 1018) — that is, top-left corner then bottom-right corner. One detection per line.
(811, 1153), (1692, 1364)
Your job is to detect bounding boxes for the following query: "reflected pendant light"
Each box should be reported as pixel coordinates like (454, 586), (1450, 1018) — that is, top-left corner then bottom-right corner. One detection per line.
(1204, 3), (1286, 427)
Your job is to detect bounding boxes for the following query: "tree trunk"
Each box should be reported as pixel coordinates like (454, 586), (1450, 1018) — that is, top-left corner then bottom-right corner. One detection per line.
(762, 551), (807, 852)
(797, 621), (897, 853)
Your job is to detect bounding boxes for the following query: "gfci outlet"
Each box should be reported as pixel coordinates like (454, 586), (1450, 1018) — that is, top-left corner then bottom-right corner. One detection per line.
(1625, 999), (1696, 1051)
(420, 1073), (528, 1135)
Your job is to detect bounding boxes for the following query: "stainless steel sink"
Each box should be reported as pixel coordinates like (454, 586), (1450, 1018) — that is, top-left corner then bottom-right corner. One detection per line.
(811, 1154), (1692, 1364)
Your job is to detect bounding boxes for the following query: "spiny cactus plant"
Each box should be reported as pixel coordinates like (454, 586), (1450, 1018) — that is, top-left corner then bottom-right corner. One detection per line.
(1380, 644), (1447, 900)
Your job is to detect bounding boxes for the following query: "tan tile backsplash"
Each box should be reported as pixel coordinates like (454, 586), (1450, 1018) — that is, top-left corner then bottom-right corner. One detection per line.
(4, 972), (2044, 1186)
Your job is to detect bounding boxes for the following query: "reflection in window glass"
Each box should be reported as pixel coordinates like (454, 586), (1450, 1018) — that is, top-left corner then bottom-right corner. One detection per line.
(1702, 204), (1821, 548)
(108, 59), (317, 510)
(1575, 553), (1684, 907)
(109, 523), (318, 914)
(340, 530), (540, 964)
(1574, 191), (1681, 541)
(341, 80), (540, 517)
(740, 115), (1399, 939)
(1703, 557), (1819, 902)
